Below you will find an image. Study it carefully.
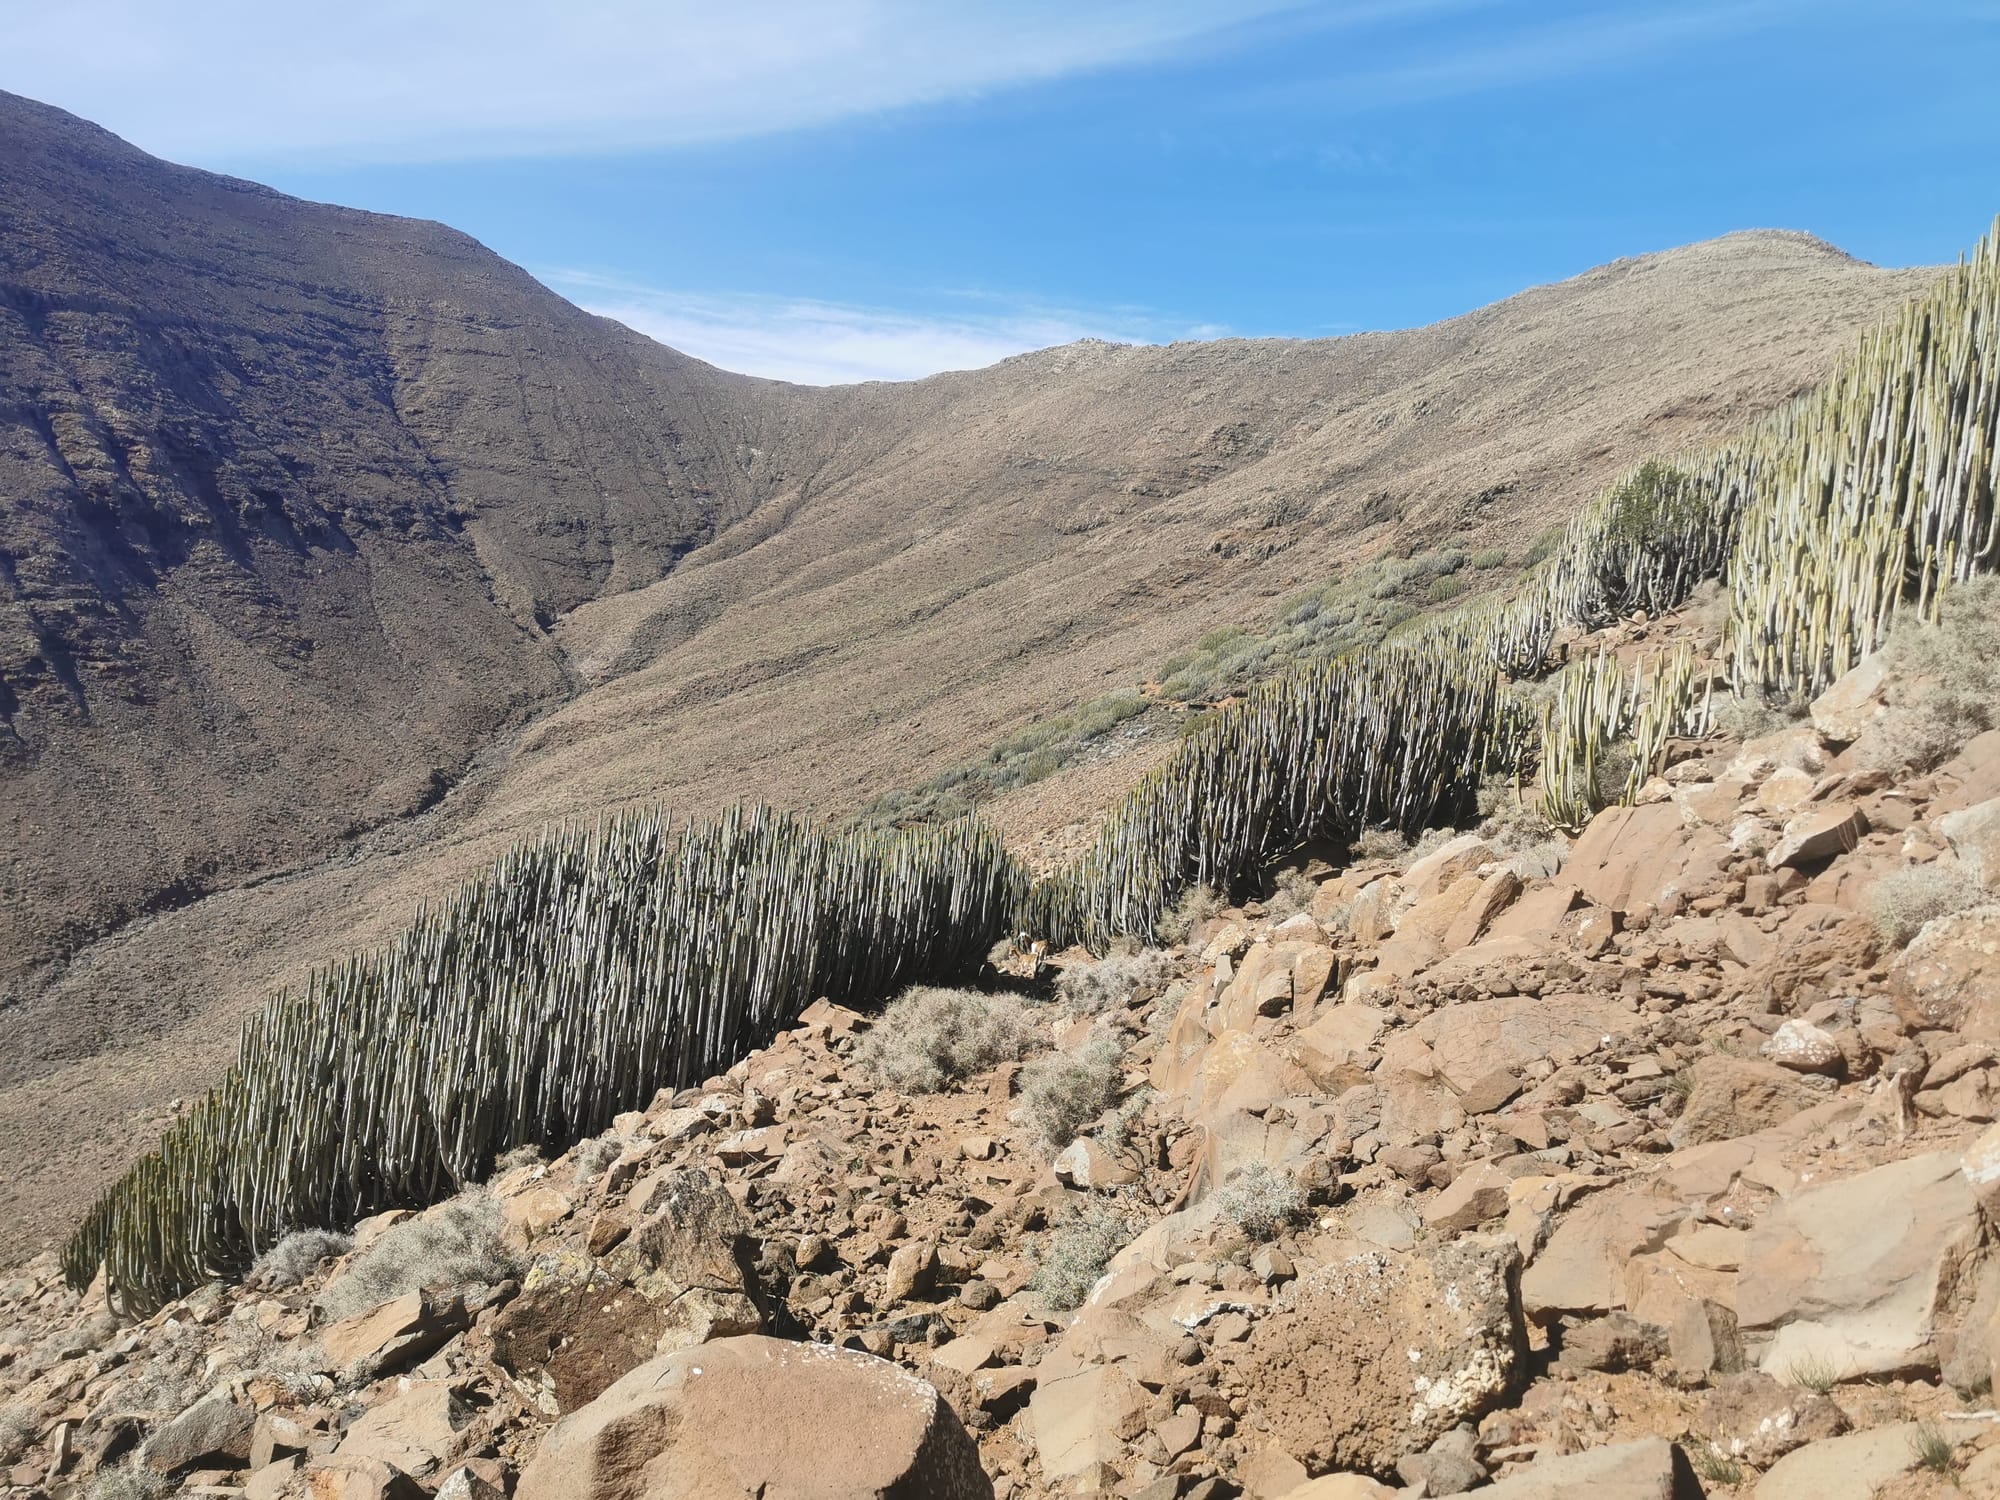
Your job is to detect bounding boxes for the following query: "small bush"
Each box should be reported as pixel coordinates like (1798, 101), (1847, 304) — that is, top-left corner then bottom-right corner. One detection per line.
(1470, 548), (1510, 570)
(1869, 861), (1985, 947)
(569, 1134), (625, 1189)
(857, 987), (1040, 1093)
(493, 1143), (543, 1173)
(1352, 827), (1407, 862)
(1216, 1163), (1305, 1240)
(1019, 1036), (1124, 1151)
(1861, 576), (2000, 771)
(1712, 692), (1807, 743)
(1030, 1206), (1134, 1311)
(0, 1404), (38, 1465)
(248, 1228), (352, 1290)
(1425, 574), (1468, 604)
(1056, 950), (1176, 1017)
(86, 1466), (166, 1500)
(1476, 773), (1553, 852)
(1155, 884), (1224, 945)
(317, 1190), (520, 1325)
(1264, 868), (1318, 921)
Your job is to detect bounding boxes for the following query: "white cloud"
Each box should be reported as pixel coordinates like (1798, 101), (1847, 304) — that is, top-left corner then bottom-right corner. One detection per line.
(545, 272), (1206, 384)
(0, 0), (1297, 165)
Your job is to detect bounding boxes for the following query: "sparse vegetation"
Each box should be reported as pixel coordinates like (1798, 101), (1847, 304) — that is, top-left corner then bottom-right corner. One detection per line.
(1784, 1350), (1840, 1395)
(857, 691), (1152, 826)
(1869, 861), (1986, 947)
(0, 1404), (37, 1466)
(1710, 691), (1809, 743)
(858, 986), (1040, 1093)
(1353, 828), (1408, 862)
(84, 1466), (166, 1500)
(1019, 1036), (1124, 1151)
(1264, 868), (1318, 921)
(1216, 1163), (1306, 1240)
(316, 1190), (520, 1325)
(247, 1228), (352, 1290)
(1857, 576), (2000, 772)
(1913, 1422), (1957, 1476)
(1687, 1442), (1744, 1485)
(571, 1134), (625, 1188)
(493, 1143), (544, 1173)
(1056, 950), (1176, 1017)
(1155, 884), (1224, 945)
(1030, 1205), (1134, 1311)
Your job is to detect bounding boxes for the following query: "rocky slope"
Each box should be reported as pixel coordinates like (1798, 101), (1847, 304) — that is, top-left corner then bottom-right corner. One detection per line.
(0, 88), (1945, 1264)
(7, 606), (2000, 1498)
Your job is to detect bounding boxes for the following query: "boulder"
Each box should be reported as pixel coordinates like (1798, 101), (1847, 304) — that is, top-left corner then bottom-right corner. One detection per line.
(516, 1335), (989, 1500)
(304, 1456), (428, 1500)
(1669, 1056), (1820, 1147)
(1939, 795), (2000, 887)
(1890, 906), (2000, 1038)
(1751, 1423), (1925, 1499)
(144, 1394), (256, 1473)
(1810, 655), (1890, 743)
(1477, 1438), (1698, 1498)
(1027, 1361), (1150, 1481)
(492, 1170), (764, 1411)
(1566, 803), (1699, 913)
(318, 1290), (469, 1380)
(1520, 1185), (1677, 1322)
(1761, 1020), (1844, 1075)
(1696, 1371), (1846, 1465)
(1274, 1478), (1398, 1500)
(1738, 1149), (1987, 1381)
(1767, 803), (1868, 870)
(333, 1382), (472, 1480)
(1225, 1237), (1524, 1475)
(1669, 1298), (1744, 1381)
(882, 1241), (938, 1304)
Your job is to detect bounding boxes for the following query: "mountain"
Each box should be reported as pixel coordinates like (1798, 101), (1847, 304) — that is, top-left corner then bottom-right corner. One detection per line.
(0, 87), (1941, 1261)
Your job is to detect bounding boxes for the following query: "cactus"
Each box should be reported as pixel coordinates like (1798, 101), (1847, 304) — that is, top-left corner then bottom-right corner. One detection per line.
(66, 217), (2000, 1308)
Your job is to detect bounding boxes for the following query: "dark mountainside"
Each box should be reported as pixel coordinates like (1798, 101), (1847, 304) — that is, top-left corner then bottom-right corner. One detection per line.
(0, 87), (1943, 1263)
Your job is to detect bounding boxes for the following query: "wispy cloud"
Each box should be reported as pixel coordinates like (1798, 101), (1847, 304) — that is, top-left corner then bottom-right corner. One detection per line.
(544, 272), (1218, 384)
(2, 0), (1300, 165)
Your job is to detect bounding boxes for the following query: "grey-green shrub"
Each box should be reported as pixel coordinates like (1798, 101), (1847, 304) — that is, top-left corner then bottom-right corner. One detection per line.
(858, 986), (1040, 1093)
(1869, 862), (1986, 947)
(1030, 1205), (1134, 1311)
(1216, 1163), (1306, 1240)
(1055, 951), (1176, 1017)
(248, 1229), (352, 1291)
(1019, 1037), (1124, 1151)
(316, 1191), (519, 1325)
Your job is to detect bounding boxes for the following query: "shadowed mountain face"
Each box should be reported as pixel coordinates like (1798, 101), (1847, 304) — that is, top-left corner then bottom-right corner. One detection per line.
(0, 88), (1941, 1260)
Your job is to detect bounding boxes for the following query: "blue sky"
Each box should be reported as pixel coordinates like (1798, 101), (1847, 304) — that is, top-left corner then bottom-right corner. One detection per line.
(7, 1), (1999, 382)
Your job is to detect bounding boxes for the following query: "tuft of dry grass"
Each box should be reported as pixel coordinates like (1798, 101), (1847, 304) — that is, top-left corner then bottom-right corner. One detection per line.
(857, 986), (1041, 1094)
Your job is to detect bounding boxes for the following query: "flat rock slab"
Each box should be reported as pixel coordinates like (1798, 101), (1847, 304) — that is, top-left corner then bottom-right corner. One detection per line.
(1480, 1438), (1699, 1498)
(1753, 1423), (1924, 1499)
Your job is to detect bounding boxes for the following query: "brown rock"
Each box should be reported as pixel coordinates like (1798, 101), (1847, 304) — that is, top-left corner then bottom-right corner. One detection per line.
(1478, 1438), (1697, 1497)
(318, 1290), (468, 1380)
(1767, 803), (1868, 870)
(333, 1382), (471, 1480)
(1760, 1020), (1844, 1074)
(1567, 803), (1696, 912)
(1557, 1311), (1667, 1373)
(1696, 1370), (1847, 1466)
(1939, 795), (2000, 889)
(305, 1456), (428, 1500)
(1422, 1160), (1513, 1235)
(492, 1170), (764, 1411)
(145, 1394), (256, 1474)
(1029, 1362), (1149, 1479)
(1226, 1237), (1524, 1475)
(1810, 655), (1889, 743)
(1891, 907), (2000, 1038)
(1751, 1423), (1926, 1499)
(883, 1241), (938, 1305)
(1668, 1055), (1819, 1147)
(1668, 1298), (1744, 1382)
(517, 1335), (989, 1500)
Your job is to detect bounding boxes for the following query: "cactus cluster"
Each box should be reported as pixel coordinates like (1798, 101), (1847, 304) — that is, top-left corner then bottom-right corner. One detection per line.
(65, 219), (2000, 1307)
(63, 807), (1021, 1308)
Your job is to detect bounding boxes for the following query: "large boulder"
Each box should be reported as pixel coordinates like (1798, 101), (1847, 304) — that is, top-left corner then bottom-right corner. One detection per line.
(1478, 1438), (1699, 1498)
(492, 1170), (764, 1411)
(1737, 1150), (1989, 1381)
(1668, 1056), (1821, 1148)
(1751, 1423), (1926, 1500)
(1224, 1237), (1525, 1476)
(1890, 907), (2000, 1038)
(516, 1336), (990, 1500)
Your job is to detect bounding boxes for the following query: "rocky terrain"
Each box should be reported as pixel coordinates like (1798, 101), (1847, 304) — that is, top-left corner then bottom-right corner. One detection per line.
(8, 598), (2000, 1498)
(0, 88), (1945, 1263)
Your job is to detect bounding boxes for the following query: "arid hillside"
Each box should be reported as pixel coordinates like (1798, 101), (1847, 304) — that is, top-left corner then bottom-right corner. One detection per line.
(0, 86), (1945, 1263)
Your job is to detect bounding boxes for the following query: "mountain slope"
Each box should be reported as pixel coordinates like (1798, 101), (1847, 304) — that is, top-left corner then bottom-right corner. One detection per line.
(0, 89), (1944, 1262)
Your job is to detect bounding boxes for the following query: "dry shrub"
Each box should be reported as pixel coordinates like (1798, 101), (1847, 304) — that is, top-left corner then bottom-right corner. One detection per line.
(1869, 861), (1985, 947)
(1155, 884), (1223, 945)
(1860, 576), (2000, 772)
(1030, 1205), (1134, 1311)
(857, 986), (1040, 1093)
(1264, 868), (1318, 921)
(248, 1228), (352, 1290)
(316, 1190), (519, 1324)
(1019, 1036), (1124, 1151)
(1216, 1163), (1306, 1241)
(1056, 950), (1176, 1017)
(1352, 828), (1408, 862)
(570, 1134), (624, 1188)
